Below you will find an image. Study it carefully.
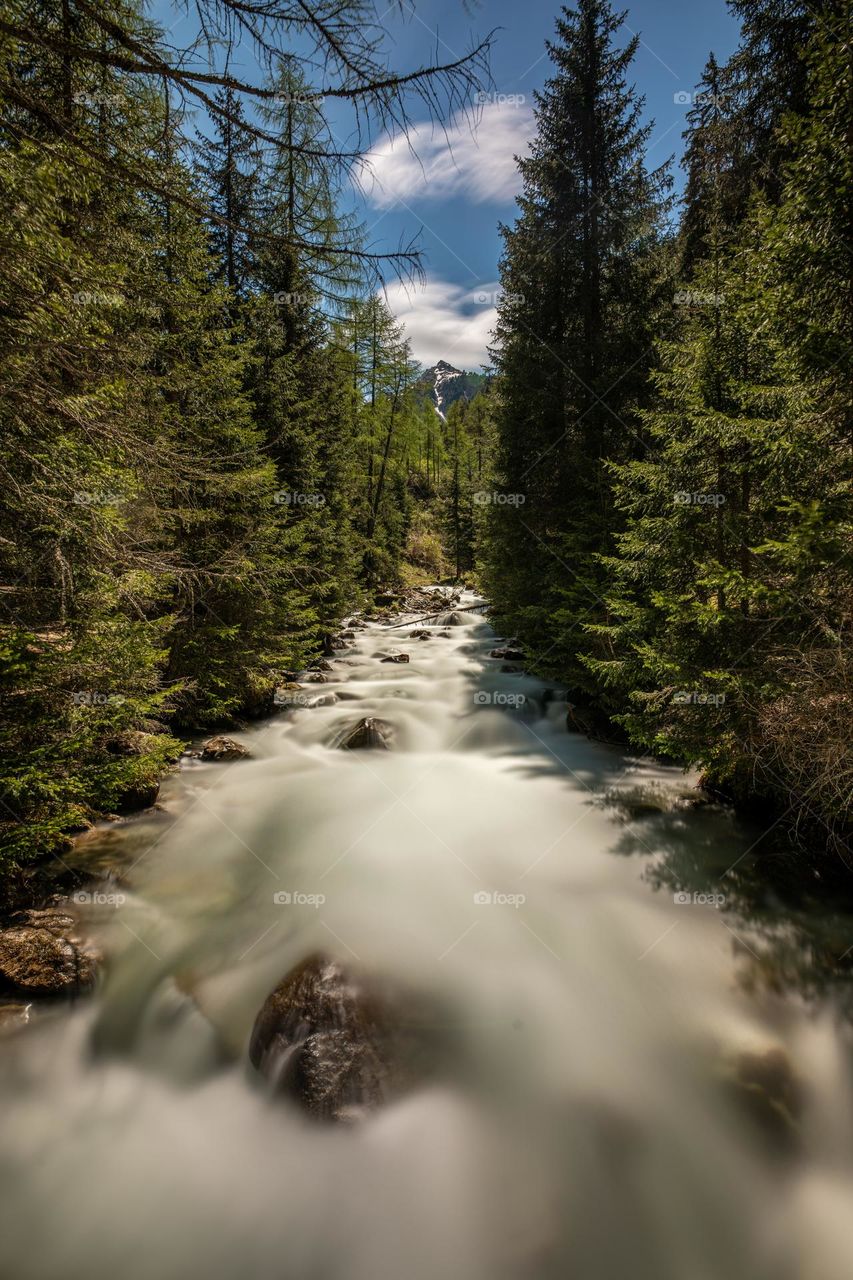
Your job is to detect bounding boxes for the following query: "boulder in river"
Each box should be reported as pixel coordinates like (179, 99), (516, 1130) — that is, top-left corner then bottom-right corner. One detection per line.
(409, 630), (432, 640)
(378, 652), (410, 664)
(115, 777), (160, 811)
(200, 735), (252, 762)
(308, 692), (339, 708)
(722, 1046), (805, 1156)
(0, 909), (99, 997)
(490, 646), (526, 661)
(336, 717), (394, 750)
(0, 1002), (31, 1034)
(249, 953), (433, 1121)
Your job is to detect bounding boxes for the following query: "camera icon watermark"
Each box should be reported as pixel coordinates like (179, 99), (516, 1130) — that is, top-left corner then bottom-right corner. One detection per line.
(673, 890), (726, 907)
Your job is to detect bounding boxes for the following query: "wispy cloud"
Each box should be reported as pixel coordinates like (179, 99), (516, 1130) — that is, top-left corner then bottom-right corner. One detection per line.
(364, 100), (533, 208)
(382, 278), (500, 370)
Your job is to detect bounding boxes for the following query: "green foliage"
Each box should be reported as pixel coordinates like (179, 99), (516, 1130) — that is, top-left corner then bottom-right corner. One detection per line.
(480, 0), (851, 854)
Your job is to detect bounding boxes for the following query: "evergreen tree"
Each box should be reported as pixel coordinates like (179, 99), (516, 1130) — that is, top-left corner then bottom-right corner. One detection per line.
(483, 0), (672, 699)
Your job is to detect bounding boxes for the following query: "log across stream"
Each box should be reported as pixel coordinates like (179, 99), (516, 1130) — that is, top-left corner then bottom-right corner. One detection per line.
(2, 588), (853, 1280)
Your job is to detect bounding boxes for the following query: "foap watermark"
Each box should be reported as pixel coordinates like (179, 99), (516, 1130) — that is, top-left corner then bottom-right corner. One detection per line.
(673, 890), (726, 907)
(476, 91), (526, 107)
(273, 890), (326, 908)
(73, 90), (127, 109)
(273, 491), (326, 507)
(71, 691), (126, 707)
(274, 690), (315, 708)
(473, 491), (525, 507)
(72, 490), (126, 507)
(473, 691), (526, 708)
(72, 290), (124, 308)
(474, 289), (524, 307)
(672, 690), (726, 707)
(673, 90), (729, 108)
(473, 890), (526, 908)
(674, 289), (724, 308)
(273, 291), (317, 307)
(674, 491), (726, 507)
(73, 889), (126, 907)
(272, 92), (325, 106)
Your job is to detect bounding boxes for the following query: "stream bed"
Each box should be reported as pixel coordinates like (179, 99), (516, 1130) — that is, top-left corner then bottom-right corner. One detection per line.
(2, 589), (853, 1280)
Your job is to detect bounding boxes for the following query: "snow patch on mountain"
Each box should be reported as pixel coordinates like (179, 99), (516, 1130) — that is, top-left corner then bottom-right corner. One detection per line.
(432, 360), (463, 420)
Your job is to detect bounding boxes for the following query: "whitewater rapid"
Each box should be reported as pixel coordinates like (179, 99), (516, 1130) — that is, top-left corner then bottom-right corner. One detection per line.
(2, 589), (853, 1280)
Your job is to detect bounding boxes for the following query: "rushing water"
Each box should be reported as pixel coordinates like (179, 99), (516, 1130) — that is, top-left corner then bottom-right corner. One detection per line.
(2, 589), (853, 1280)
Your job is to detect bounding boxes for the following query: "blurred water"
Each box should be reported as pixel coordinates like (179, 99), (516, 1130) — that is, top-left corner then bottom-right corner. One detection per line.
(2, 590), (853, 1280)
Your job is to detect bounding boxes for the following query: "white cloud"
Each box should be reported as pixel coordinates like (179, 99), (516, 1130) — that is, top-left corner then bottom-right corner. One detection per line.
(382, 277), (501, 370)
(363, 99), (533, 208)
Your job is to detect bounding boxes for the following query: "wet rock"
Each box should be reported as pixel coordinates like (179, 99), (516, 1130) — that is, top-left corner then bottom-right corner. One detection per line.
(249, 954), (429, 1121)
(501, 664), (523, 674)
(300, 673), (329, 684)
(566, 703), (597, 736)
(310, 659), (334, 672)
(104, 730), (174, 758)
(409, 630), (432, 641)
(336, 717), (394, 750)
(378, 652), (410, 664)
(335, 691), (362, 702)
(115, 777), (160, 812)
(0, 1002), (31, 1034)
(444, 612), (468, 627)
(490, 646), (525, 661)
(341, 630), (356, 641)
(200, 735), (252, 762)
(0, 913), (99, 996)
(724, 1047), (805, 1155)
(240, 683), (278, 719)
(308, 692), (339, 708)
(605, 783), (709, 819)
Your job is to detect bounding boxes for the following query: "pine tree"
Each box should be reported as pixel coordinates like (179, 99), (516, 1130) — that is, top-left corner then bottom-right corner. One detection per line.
(482, 0), (672, 698)
(599, 1), (852, 851)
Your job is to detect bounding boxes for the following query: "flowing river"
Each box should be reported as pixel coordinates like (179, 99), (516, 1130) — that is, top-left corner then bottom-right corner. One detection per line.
(2, 589), (853, 1279)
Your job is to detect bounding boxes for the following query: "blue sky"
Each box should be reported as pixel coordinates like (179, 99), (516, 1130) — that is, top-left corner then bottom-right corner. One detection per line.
(149, 0), (740, 368)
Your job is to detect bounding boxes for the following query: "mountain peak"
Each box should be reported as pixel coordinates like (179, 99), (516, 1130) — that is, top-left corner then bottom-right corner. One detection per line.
(415, 360), (486, 419)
